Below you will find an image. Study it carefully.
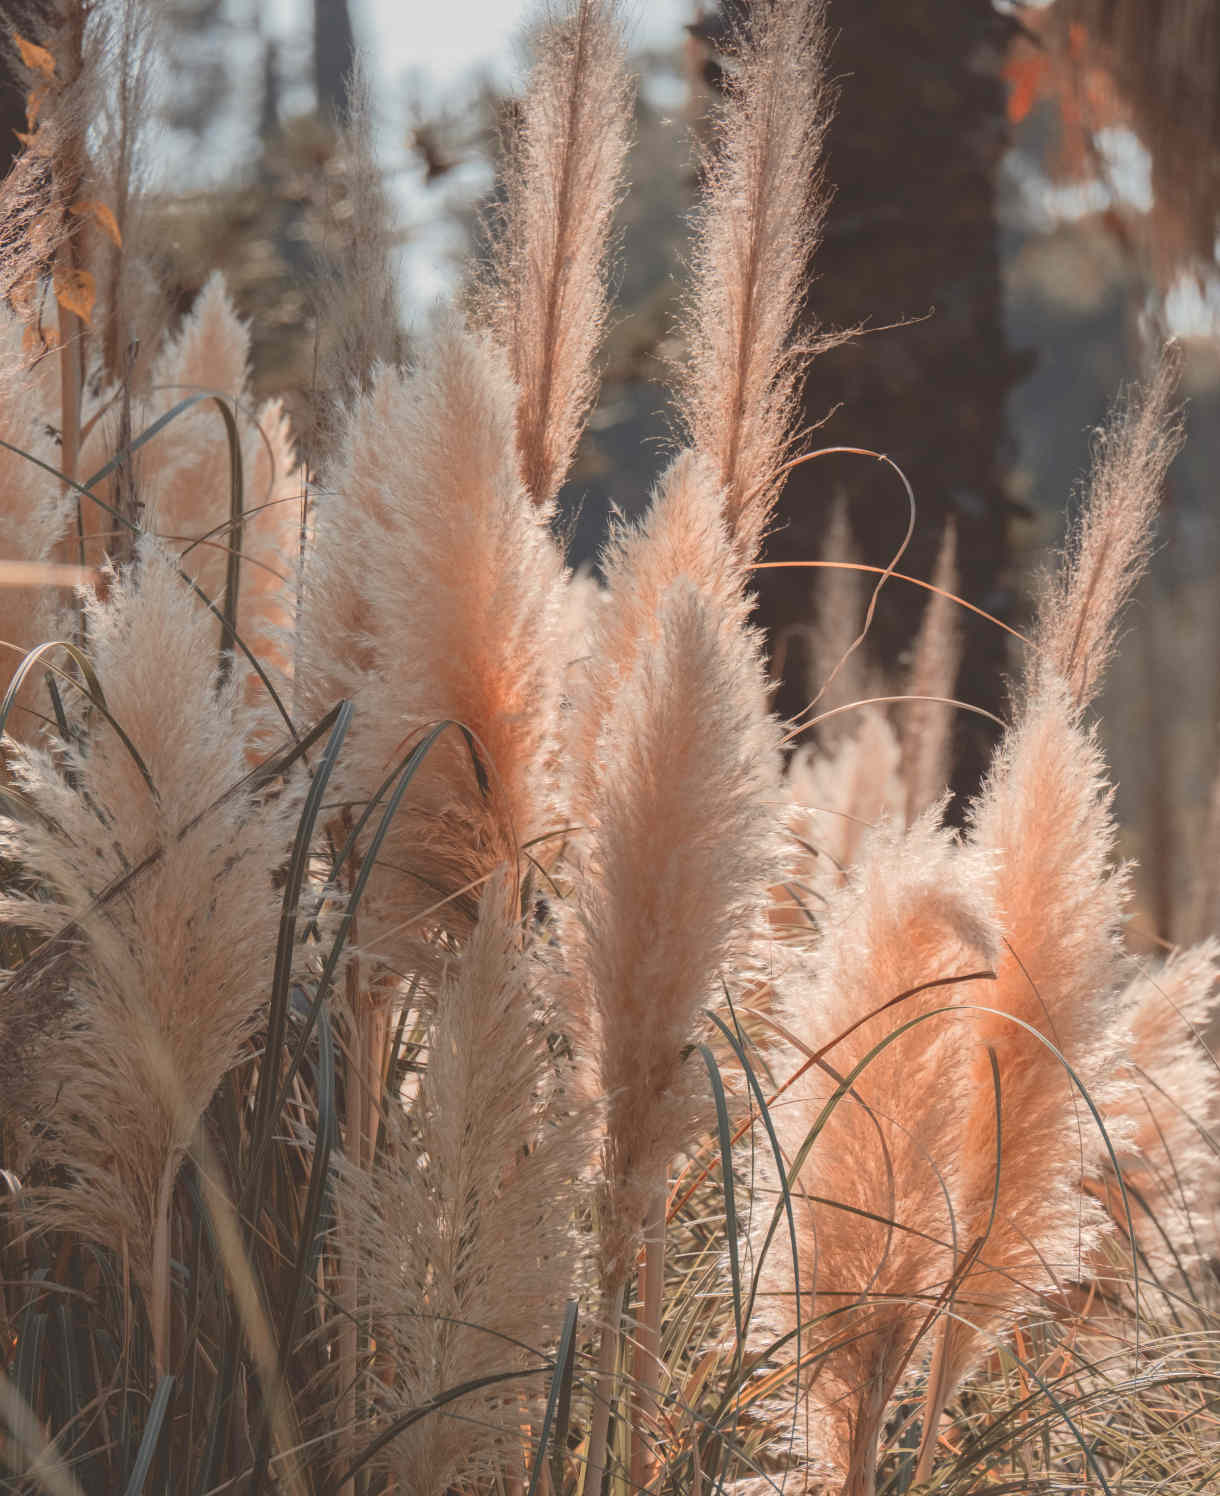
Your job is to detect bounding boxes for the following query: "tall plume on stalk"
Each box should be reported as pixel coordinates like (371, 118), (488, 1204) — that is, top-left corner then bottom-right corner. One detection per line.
(338, 875), (585, 1495)
(477, 0), (632, 507)
(766, 818), (999, 1494)
(297, 322), (567, 984)
(808, 496), (868, 745)
(1030, 351), (1182, 709)
(566, 541), (784, 1484)
(576, 577), (782, 1273)
(305, 56), (403, 460)
(899, 521), (962, 822)
(677, 0), (838, 561)
(917, 354), (1184, 1478)
(565, 449), (751, 828)
(0, 538), (300, 1371)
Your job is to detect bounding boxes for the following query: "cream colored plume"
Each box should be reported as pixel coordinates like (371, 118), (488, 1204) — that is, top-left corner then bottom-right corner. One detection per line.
(479, 0), (632, 506)
(766, 815), (998, 1490)
(566, 450), (750, 833)
(297, 323), (567, 983)
(0, 309), (76, 744)
(567, 575), (784, 1282)
(339, 875), (585, 1494)
(76, 273), (301, 680)
(900, 521), (962, 822)
(1031, 351), (1181, 709)
(784, 709), (905, 916)
(917, 359), (1182, 1474)
(678, 0), (838, 560)
(0, 537), (300, 1318)
(1100, 943), (1220, 1271)
(808, 496), (867, 744)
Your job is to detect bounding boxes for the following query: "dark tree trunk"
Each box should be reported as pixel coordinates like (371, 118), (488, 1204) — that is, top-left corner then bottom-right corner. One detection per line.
(313, 0), (357, 121)
(730, 0), (1025, 807)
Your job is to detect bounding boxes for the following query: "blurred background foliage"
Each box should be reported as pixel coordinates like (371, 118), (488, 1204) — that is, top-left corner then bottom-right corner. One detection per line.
(4, 0), (1219, 947)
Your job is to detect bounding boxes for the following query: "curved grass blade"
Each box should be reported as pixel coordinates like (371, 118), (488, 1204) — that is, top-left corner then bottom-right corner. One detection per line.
(204, 700), (352, 1489)
(323, 1366), (544, 1495)
(528, 1300), (578, 1496)
(0, 426), (294, 737)
(697, 1044), (743, 1351)
(248, 1003), (338, 1494)
(247, 698), (353, 1161)
(267, 720), (455, 1118)
(0, 640), (156, 796)
(120, 1374), (173, 1496)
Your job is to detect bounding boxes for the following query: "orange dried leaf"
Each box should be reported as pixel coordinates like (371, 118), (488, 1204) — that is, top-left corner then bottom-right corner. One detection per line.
(53, 264), (95, 325)
(70, 199), (123, 249)
(25, 88), (43, 130)
(1003, 52), (1049, 125)
(14, 35), (56, 82)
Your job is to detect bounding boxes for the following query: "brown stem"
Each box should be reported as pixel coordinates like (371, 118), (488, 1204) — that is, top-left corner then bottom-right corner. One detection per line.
(583, 1278), (625, 1496)
(629, 1190), (666, 1491)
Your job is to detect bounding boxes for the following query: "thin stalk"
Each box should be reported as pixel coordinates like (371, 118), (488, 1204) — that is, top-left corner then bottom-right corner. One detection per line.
(914, 1328), (952, 1486)
(583, 1278), (625, 1496)
(629, 1191), (666, 1492)
(843, 1372), (887, 1496)
(57, 294), (84, 566)
(335, 947), (364, 1496)
(149, 1157), (175, 1377)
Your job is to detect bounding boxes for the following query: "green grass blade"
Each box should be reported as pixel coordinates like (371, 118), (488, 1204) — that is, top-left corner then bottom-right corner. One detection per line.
(120, 1375), (174, 1496)
(528, 1299), (578, 1496)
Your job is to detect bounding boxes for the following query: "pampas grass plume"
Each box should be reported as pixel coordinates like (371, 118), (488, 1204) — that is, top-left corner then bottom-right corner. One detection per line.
(769, 815), (999, 1492)
(570, 572), (782, 1281)
(299, 322), (566, 978)
(339, 872), (585, 1494)
(678, 0), (837, 559)
(479, 0), (632, 507)
(900, 521), (961, 821)
(0, 538), (299, 1360)
(1032, 350), (1182, 709)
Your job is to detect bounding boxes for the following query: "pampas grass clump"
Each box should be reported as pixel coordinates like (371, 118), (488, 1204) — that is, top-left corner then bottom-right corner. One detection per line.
(1, 2), (1216, 1495)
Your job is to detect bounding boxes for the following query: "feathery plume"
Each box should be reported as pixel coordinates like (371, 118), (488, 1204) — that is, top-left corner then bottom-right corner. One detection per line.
(75, 273), (301, 674)
(931, 680), (1128, 1403)
(677, 0), (837, 560)
(566, 558), (783, 1486)
(0, 538), (299, 1365)
(900, 521), (962, 822)
(1031, 350), (1182, 709)
(0, 310), (75, 744)
(917, 354), (1184, 1477)
(568, 575), (783, 1281)
(807, 495), (868, 745)
(306, 56), (403, 459)
(297, 322), (566, 981)
(478, 0), (632, 507)
(1100, 943), (1220, 1270)
(785, 709), (905, 911)
(566, 449), (750, 829)
(767, 816), (998, 1492)
(917, 358), (1183, 1464)
(339, 874), (584, 1494)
